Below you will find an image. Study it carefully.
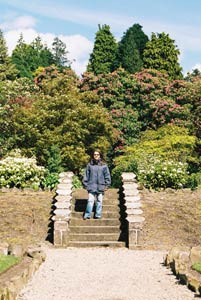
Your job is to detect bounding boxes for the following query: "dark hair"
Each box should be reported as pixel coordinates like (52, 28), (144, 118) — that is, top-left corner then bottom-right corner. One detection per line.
(90, 149), (105, 165)
(90, 148), (103, 159)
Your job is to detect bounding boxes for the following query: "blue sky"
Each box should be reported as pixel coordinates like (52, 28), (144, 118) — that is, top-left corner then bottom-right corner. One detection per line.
(0, 0), (201, 76)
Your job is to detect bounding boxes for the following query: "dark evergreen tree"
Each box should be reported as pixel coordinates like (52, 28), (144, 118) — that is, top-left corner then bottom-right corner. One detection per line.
(143, 32), (183, 80)
(12, 34), (54, 78)
(31, 36), (54, 68)
(12, 34), (34, 78)
(115, 23), (149, 73)
(52, 37), (69, 68)
(0, 29), (18, 80)
(87, 24), (117, 75)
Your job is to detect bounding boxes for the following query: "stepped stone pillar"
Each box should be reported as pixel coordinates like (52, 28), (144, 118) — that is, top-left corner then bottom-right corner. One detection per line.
(121, 172), (144, 249)
(52, 172), (73, 247)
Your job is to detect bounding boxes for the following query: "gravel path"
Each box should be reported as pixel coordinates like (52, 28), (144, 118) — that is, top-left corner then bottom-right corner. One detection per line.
(17, 248), (196, 300)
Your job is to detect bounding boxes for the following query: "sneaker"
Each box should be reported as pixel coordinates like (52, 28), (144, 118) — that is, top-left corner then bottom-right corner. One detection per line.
(83, 216), (90, 220)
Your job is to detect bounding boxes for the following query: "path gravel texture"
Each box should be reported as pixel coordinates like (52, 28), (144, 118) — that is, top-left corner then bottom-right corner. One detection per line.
(17, 248), (197, 300)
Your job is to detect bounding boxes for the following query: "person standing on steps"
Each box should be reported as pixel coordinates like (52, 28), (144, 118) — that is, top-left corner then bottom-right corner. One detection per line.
(82, 149), (111, 220)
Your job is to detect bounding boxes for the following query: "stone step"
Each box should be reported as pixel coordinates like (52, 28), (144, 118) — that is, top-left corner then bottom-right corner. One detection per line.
(69, 233), (121, 241)
(73, 204), (120, 213)
(72, 189), (119, 198)
(69, 188), (126, 248)
(68, 241), (125, 248)
(72, 199), (119, 207)
(69, 225), (120, 234)
(69, 218), (121, 226)
(71, 211), (120, 219)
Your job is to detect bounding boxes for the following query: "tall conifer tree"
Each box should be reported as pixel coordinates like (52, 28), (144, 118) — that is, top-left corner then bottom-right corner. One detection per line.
(0, 29), (18, 80)
(115, 23), (148, 73)
(52, 37), (69, 68)
(87, 24), (117, 75)
(143, 32), (183, 79)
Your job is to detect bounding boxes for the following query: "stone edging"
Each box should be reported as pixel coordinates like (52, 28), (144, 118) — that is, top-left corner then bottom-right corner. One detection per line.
(0, 245), (46, 300)
(164, 245), (201, 295)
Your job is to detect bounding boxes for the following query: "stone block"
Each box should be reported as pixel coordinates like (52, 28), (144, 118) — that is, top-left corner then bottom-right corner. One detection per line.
(187, 271), (201, 293)
(126, 216), (145, 224)
(55, 195), (72, 202)
(9, 244), (25, 257)
(164, 246), (191, 267)
(128, 228), (141, 248)
(0, 242), (9, 255)
(54, 220), (68, 231)
(54, 201), (71, 209)
(59, 178), (72, 184)
(56, 189), (72, 195)
(53, 208), (71, 217)
(126, 202), (142, 209)
(53, 229), (69, 247)
(59, 172), (73, 178)
(53, 230), (63, 246)
(126, 208), (143, 215)
(121, 172), (136, 182)
(124, 189), (139, 196)
(125, 195), (140, 202)
(190, 246), (201, 264)
(123, 183), (139, 190)
(52, 215), (69, 221)
(57, 183), (72, 190)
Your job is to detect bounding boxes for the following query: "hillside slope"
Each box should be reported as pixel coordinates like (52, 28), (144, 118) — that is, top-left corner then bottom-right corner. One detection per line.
(0, 188), (200, 250)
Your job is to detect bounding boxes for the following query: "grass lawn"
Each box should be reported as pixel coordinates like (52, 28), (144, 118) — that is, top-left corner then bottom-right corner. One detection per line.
(192, 262), (201, 274)
(0, 254), (21, 273)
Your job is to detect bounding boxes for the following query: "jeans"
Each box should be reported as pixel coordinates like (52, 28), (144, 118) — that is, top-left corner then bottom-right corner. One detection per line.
(84, 192), (103, 219)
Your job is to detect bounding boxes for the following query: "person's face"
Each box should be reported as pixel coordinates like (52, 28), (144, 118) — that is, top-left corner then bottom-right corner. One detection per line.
(93, 152), (100, 160)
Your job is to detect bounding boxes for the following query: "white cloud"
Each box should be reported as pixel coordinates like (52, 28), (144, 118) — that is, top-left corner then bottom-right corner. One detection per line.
(141, 19), (201, 53)
(0, 15), (36, 31)
(0, 0), (135, 32)
(5, 28), (38, 53)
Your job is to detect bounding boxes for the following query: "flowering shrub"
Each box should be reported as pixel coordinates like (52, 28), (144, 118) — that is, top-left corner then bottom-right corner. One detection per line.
(112, 125), (197, 190)
(138, 158), (188, 189)
(0, 78), (39, 103)
(0, 150), (46, 189)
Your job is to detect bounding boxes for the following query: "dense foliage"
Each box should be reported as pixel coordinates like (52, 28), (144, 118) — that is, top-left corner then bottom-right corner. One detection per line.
(0, 30), (18, 80)
(87, 24), (117, 75)
(143, 32), (183, 80)
(115, 23), (148, 73)
(0, 24), (200, 190)
(0, 149), (46, 189)
(112, 125), (199, 189)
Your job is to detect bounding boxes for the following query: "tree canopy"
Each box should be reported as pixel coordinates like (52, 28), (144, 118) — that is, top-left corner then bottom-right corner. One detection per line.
(0, 30), (18, 80)
(115, 23), (148, 73)
(143, 32), (183, 80)
(87, 24), (117, 75)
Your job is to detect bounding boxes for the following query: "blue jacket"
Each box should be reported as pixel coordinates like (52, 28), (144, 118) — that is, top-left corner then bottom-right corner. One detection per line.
(82, 160), (111, 193)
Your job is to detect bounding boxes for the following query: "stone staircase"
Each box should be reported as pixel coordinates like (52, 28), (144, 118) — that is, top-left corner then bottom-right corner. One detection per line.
(68, 188), (127, 247)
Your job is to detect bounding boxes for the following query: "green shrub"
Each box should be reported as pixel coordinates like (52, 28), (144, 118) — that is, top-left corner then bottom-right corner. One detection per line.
(185, 172), (201, 190)
(42, 172), (59, 190)
(138, 158), (188, 189)
(0, 149), (46, 189)
(112, 159), (137, 188)
(112, 125), (198, 190)
(72, 175), (83, 189)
